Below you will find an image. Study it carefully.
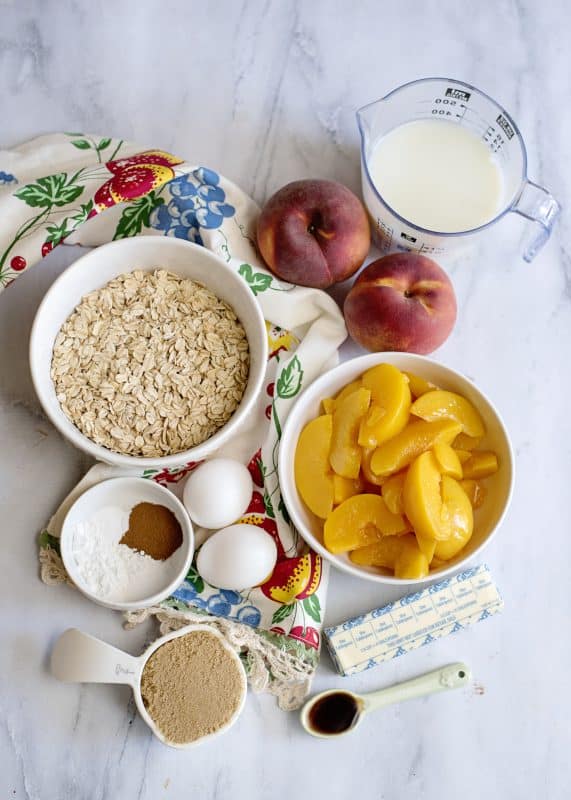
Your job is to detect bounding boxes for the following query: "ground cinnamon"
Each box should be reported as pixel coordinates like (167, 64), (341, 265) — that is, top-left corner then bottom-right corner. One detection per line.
(120, 502), (183, 560)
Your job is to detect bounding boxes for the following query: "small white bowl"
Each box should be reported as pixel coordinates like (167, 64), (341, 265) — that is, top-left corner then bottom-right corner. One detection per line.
(60, 477), (194, 610)
(278, 352), (514, 585)
(29, 236), (268, 468)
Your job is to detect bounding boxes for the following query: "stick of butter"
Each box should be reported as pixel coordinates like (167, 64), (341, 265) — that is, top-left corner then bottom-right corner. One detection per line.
(323, 564), (503, 676)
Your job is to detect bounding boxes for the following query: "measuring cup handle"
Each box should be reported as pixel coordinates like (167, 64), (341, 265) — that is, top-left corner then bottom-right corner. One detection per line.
(363, 662), (471, 712)
(51, 628), (141, 687)
(512, 179), (561, 262)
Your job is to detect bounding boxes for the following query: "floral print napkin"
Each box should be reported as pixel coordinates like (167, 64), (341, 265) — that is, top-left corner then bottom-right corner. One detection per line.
(0, 134), (347, 705)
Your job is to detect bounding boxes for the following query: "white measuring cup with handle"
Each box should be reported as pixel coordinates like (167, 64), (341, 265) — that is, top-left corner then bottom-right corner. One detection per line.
(51, 625), (247, 749)
(357, 77), (560, 261)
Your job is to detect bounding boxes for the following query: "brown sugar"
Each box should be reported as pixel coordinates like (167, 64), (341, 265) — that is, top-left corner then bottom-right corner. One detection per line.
(140, 630), (245, 745)
(120, 502), (183, 560)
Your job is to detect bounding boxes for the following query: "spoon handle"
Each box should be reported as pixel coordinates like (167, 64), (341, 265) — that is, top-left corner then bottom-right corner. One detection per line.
(51, 628), (141, 688)
(363, 662), (470, 713)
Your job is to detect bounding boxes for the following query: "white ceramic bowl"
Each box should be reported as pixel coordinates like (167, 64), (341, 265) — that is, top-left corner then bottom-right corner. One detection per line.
(30, 236), (268, 467)
(278, 352), (514, 585)
(60, 477), (194, 610)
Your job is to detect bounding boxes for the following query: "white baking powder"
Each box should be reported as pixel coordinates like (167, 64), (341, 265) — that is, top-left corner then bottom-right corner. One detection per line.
(71, 505), (180, 603)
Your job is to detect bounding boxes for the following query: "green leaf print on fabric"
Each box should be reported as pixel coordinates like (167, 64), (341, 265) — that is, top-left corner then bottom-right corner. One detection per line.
(14, 173), (84, 208)
(277, 496), (291, 525)
(302, 594), (321, 623)
(45, 220), (71, 247)
(1, 172), (87, 277)
(69, 135), (112, 160)
(263, 490), (276, 519)
(113, 191), (165, 240)
(276, 356), (304, 399)
(185, 565), (205, 594)
(70, 139), (91, 150)
(71, 200), (94, 225)
(238, 263), (273, 296)
(271, 603), (295, 625)
(45, 200), (95, 246)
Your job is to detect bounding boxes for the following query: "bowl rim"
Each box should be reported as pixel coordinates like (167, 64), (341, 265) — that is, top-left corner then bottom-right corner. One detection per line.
(278, 352), (515, 586)
(60, 476), (194, 610)
(29, 236), (268, 468)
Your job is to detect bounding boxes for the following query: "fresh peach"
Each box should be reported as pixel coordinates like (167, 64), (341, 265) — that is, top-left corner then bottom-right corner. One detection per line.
(256, 179), (370, 289)
(343, 253), (457, 354)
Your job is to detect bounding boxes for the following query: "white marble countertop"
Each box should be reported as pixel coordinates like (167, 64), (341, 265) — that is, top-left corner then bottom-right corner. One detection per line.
(1, 1), (570, 798)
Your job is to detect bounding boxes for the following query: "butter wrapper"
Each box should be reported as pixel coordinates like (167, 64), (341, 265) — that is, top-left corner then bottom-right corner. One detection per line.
(323, 564), (503, 676)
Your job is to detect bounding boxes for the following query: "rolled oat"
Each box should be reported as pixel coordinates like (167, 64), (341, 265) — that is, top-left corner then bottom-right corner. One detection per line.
(51, 269), (250, 457)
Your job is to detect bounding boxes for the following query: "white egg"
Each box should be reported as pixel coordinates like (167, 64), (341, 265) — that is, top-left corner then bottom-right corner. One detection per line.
(183, 458), (253, 529)
(196, 524), (278, 591)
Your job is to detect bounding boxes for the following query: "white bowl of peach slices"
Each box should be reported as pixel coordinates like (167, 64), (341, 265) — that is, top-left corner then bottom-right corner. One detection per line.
(278, 354), (514, 584)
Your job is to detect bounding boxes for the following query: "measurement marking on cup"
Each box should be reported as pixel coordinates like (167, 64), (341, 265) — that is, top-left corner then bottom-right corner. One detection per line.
(419, 242), (445, 256)
(496, 114), (515, 140)
(376, 220), (394, 253)
(445, 87), (471, 102)
(483, 125), (506, 153)
(455, 103), (468, 121)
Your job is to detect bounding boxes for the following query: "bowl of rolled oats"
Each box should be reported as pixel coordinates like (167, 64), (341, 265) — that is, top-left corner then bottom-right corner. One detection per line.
(30, 236), (268, 466)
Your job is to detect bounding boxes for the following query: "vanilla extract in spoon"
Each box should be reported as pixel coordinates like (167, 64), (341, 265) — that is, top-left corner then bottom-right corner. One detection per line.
(308, 691), (361, 735)
(301, 663), (470, 739)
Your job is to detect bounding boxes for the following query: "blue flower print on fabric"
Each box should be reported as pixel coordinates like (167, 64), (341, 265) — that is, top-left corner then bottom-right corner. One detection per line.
(0, 171), (17, 185)
(172, 583), (207, 608)
(207, 594), (232, 616)
(219, 589), (243, 605)
(180, 589), (262, 627)
(150, 167), (235, 245)
(236, 606), (261, 627)
(169, 574), (261, 625)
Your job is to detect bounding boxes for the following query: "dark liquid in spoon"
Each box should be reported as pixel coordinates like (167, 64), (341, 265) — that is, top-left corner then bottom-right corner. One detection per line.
(308, 692), (360, 735)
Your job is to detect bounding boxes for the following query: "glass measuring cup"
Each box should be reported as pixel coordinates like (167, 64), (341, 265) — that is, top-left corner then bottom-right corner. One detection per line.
(357, 77), (560, 261)
(50, 626), (247, 749)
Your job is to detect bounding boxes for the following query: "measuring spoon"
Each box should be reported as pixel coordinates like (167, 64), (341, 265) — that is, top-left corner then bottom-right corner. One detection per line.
(50, 625), (247, 748)
(300, 662), (470, 738)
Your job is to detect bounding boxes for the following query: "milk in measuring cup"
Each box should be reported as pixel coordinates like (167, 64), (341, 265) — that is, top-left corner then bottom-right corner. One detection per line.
(368, 119), (504, 233)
